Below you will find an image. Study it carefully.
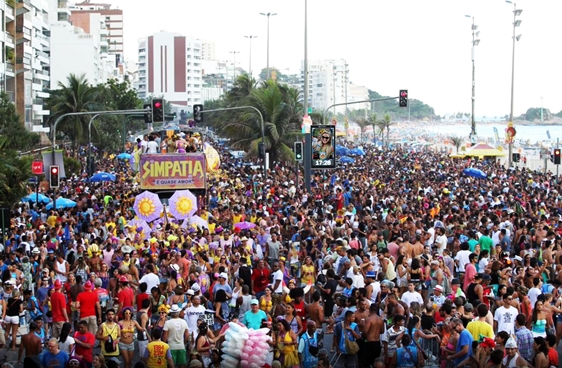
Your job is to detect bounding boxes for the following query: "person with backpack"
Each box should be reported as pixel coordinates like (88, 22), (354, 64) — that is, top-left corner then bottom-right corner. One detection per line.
(23, 289), (42, 323)
(298, 320), (320, 368)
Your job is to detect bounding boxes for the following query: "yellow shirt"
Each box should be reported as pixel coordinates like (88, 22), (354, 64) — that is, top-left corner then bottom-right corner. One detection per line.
(232, 214), (242, 225)
(47, 215), (57, 228)
(145, 340), (170, 368)
(466, 320), (494, 341)
(301, 264), (315, 285)
(208, 223), (216, 234)
(100, 322), (120, 356)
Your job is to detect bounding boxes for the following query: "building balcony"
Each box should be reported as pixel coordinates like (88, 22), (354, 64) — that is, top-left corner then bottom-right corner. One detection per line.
(5, 62), (15, 76)
(16, 26), (31, 43)
(32, 105), (50, 115)
(5, 32), (15, 48)
(33, 98), (43, 105)
(32, 79), (42, 91)
(34, 69), (49, 80)
(5, 4), (15, 22)
(36, 90), (49, 98)
(35, 50), (49, 64)
(16, 0), (31, 16)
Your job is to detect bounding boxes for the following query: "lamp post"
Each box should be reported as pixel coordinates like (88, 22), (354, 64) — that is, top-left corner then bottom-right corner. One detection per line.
(229, 51), (240, 81)
(303, 0), (311, 192)
(244, 36), (257, 77)
(506, 0), (522, 168)
(260, 12), (277, 80)
(465, 15), (480, 145)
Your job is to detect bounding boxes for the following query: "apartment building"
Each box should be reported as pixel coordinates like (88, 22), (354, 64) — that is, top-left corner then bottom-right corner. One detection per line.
(136, 31), (203, 108)
(302, 59), (350, 114)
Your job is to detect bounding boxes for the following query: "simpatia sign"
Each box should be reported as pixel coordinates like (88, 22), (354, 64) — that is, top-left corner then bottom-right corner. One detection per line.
(139, 153), (206, 190)
(32, 161), (44, 175)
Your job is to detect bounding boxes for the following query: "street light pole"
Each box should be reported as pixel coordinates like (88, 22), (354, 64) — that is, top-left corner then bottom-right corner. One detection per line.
(260, 12), (277, 80)
(229, 51), (240, 81)
(506, 0), (522, 168)
(465, 15), (480, 144)
(303, 0), (311, 192)
(244, 36), (257, 77)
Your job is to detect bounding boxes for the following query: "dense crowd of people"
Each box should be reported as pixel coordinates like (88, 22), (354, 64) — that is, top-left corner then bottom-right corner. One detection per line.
(3, 133), (562, 368)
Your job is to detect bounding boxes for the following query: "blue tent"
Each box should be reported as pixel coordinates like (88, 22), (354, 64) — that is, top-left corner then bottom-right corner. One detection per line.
(21, 193), (50, 203)
(463, 168), (487, 179)
(349, 148), (365, 156)
(46, 198), (77, 210)
(335, 145), (349, 156)
(339, 156), (355, 164)
(90, 172), (117, 182)
(117, 153), (132, 160)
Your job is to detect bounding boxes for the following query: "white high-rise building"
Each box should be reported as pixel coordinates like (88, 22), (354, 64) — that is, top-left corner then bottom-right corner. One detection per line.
(201, 40), (215, 61)
(3, 0), (52, 132)
(302, 59), (349, 114)
(135, 31), (202, 108)
(50, 14), (119, 88)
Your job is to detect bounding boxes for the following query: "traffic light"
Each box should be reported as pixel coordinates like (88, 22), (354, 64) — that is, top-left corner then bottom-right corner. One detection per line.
(294, 141), (303, 161)
(554, 149), (561, 165)
(512, 153), (520, 163)
(151, 98), (164, 123)
(143, 104), (152, 124)
(193, 104), (203, 123)
(399, 89), (408, 107)
(49, 165), (59, 188)
(258, 142), (265, 159)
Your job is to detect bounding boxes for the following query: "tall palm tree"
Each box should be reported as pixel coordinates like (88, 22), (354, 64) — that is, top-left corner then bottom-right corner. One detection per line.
(355, 118), (370, 143)
(449, 136), (464, 153)
(46, 74), (98, 150)
(368, 113), (378, 142)
(220, 80), (302, 162)
(379, 114), (393, 146)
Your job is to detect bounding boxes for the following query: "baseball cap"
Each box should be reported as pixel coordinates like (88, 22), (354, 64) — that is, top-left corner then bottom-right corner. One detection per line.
(54, 280), (62, 289)
(250, 299), (259, 305)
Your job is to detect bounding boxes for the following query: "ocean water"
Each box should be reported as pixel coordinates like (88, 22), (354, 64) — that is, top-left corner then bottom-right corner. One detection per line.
(420, 124), (562, 145)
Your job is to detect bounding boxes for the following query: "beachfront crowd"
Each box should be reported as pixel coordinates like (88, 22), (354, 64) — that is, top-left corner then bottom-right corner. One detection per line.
(2, 136), (562, 368)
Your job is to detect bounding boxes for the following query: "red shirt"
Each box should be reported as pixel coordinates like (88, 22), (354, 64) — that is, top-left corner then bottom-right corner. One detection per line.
(117, 287), (134, 316)
(136, 293), (150, 314)
(77, 290), (98, 318)
(73, 331), (96, 363)
(251, 267), (271, 293)
(51, 290), (67, 323)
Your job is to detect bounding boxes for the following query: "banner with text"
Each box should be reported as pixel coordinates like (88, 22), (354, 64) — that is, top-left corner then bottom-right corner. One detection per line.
(140, 153), (206, 190)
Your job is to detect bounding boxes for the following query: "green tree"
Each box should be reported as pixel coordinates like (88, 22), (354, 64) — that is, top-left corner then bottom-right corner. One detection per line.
(0, 136), (32, 207)
(0, 92), (40, 151)
(46, 74), (98, 150)
(379, 114), (393, 146)
(220, 80), (302, 162)
(449, 136), (464, 153)
(94, 79), (142, 152)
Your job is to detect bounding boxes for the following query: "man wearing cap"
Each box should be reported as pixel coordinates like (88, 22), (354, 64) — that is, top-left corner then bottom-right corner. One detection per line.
(51, 279), (69, 338)
(243, 299), (267, 330)
(503, 337), (528, 367)
(184, 294), (206, 335)
(298, 320), (320, 368)
(467, 304), (494, 341)
(251, 259), (271, 299)
(116, 275), (134, 318)
(76, 280), (102, 334)
(163, 304), (189, 368)
(213, 272), (232, 300)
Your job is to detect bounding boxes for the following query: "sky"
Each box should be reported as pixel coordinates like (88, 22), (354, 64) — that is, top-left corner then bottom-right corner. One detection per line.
(107, 0), (562, 118)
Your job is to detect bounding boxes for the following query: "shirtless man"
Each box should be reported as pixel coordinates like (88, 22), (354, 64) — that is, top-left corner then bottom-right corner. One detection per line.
(362, 303), (384, 367)
(18, 321), (43, 368)
(355, 299), (371, 365)
(307, 291), (325, 348)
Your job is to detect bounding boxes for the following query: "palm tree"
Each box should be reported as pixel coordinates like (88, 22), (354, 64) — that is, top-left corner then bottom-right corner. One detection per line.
(0, 136), (31, 207)
(449, 136), (464, 153)
(379, 114), (393, 146)
(355, 118), (370, 143)
(46, 74), (98, 150)
(220, 80), (302, 162)
(368, 113), (378, 142)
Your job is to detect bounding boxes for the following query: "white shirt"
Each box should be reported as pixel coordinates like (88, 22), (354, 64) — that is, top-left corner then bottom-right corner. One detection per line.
(455, 250), (472, 273)
(139, 273), (160, 293)
(184, 305), (206, 334)
(528, 287), (542, 306)
(273, 270), (284, 293)
(494, 306), (518, 334)
(401, 291), (424, 307)
(163, 318), (189, 350)
(147, 141), (159, 153)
